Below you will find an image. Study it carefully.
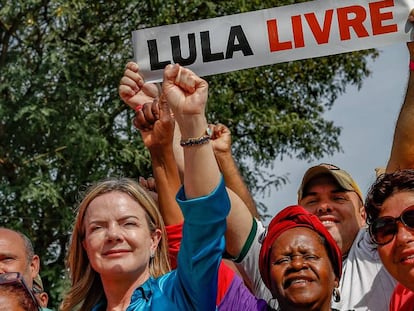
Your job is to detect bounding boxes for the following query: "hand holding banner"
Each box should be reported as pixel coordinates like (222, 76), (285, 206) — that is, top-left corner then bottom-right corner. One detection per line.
(132, 0), (414, 82)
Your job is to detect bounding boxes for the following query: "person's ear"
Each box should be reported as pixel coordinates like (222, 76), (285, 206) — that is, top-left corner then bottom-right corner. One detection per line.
(30, 255), (40, 285)
(36, 292), (49, 308)
(334, 276), (339, 288)
(359, 202), (367, 222)
(151, 229), (162, 254)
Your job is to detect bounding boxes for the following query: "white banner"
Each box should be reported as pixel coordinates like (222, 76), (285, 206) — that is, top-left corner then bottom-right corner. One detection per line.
(132, 0), (414, 82)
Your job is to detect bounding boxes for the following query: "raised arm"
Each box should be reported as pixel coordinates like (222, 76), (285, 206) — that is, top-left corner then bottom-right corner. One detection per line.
(119, 61), (185, 183)
(208, 123), (258, 257)
(211, 123), (260, 219)
(162, 64), (219, 197)
(163, 68), (254, 258)
(162, 64), (229, 311)
(133, 98), (183, 225)
(385, 40), (414, 172)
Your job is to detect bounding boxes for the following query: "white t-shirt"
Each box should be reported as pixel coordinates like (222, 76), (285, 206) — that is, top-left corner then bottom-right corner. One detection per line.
(235, 219), (397, 311)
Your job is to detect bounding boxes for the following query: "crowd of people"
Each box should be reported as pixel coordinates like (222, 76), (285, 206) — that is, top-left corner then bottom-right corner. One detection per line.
(2, 11), (414, 311)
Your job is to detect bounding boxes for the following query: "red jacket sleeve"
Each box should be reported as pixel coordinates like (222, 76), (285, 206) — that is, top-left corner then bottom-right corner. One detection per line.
(165, 223), (183, 269)
(165, 223), (236, 306)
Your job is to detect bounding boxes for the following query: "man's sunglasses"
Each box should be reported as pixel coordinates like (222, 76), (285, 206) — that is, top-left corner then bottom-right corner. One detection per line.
(369, 205), (414, 245)
(0, 272), (41, 310)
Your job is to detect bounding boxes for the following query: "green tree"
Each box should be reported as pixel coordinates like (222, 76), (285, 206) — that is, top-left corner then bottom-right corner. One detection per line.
(0, 0), (377, 308)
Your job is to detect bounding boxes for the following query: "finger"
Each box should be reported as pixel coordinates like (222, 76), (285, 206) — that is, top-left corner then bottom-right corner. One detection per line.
(142, 101), (158, 124)
(138, 176), (149, 189)
(194, 73), (209, 96)
(175, 67), (197, 93)
(163, 64), (180, 85)
(125, 61), (139, 73)
(175, 66), (209, 97)
(133, 115), (146, 131)
(175, 65), (182, 84)
(146, 176), (157, 192)
(123, 69), (145, 87)
(134, 120), (154, 133)
(119, 84), (137, 100)
(214, 123), (225, 132)
(216, 123), (230, 135)
(151, 98), (160, 121)
(158, 94), (171, 123)
(156, 83), (162, 96)
(119, 76), (141, 94)
(122, 62), (144, 85)
(134, 107), (154, 131)
(210, 124), (222, 140)
(141, 82), (162, 98)
(146, 189), (158, 203)
(134, 120), (153, 132)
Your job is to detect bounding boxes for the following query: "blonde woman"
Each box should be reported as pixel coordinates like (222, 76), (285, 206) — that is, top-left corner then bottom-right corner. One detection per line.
(61, 62), (230, 310)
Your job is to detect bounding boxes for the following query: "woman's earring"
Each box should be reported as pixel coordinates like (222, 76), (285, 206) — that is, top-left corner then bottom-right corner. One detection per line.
(333, 287), (341, 302)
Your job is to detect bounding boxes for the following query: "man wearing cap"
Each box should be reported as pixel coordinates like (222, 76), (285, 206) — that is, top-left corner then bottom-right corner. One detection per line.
(297, 163), (366, 258)
(222, 40), (414, 310)
(295, 163), (396, 310)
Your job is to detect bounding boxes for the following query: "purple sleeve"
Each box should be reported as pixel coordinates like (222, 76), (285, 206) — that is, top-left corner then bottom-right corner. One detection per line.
(217, 274), (268, 311)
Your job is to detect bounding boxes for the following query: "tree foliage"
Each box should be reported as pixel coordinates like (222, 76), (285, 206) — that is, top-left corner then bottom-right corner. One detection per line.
(0, 0), (377, 307)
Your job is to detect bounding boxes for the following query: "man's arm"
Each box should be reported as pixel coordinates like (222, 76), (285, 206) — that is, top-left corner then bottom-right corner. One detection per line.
(134, 97), (184, 269)
(211, 123), (260, 219)
(119, 61), (183, 225)
(386, 41), (414, 172)
(207, 124), (258, 257)
(134, 98), (183, 225)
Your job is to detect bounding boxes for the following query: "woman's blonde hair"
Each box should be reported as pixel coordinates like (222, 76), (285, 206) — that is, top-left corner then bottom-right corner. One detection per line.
(60, 177), (171, 311)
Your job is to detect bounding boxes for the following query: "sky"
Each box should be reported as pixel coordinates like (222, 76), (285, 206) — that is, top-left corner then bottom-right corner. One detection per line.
(260, 42), (410, 224)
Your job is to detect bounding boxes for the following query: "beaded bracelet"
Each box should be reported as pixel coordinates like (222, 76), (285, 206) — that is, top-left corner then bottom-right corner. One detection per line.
(180, 128), (212, 147)
(180, 135), (210, 147)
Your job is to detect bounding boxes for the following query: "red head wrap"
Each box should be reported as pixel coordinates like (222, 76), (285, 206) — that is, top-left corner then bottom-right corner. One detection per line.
(258, 205), (342, 291)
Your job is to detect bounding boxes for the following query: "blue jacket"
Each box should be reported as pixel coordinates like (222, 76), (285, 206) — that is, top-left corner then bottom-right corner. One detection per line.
(92, 176), (229, 311)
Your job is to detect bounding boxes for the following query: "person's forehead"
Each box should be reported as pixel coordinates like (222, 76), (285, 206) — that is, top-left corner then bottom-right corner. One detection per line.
(86, 191), (146, 217)
(277, 227), (321, 240)
(380, 192), (414, 217)
(0, 229), (26, 255)
(304, 174), (342, 192)
(272, 227), (324, 250)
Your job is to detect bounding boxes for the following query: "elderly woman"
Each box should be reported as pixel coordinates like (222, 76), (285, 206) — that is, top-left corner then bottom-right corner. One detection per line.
(182, 203), (343, 311)
(365, 169), (414, 311)
(258, 205), (342, 311)
(60, 64), (230, 311)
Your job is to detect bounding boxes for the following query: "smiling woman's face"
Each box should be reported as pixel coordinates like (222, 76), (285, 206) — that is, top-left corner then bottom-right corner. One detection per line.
(82, 191), (161, 282)
(269, 227), (338, 311)
(376, 191), (414, 291)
